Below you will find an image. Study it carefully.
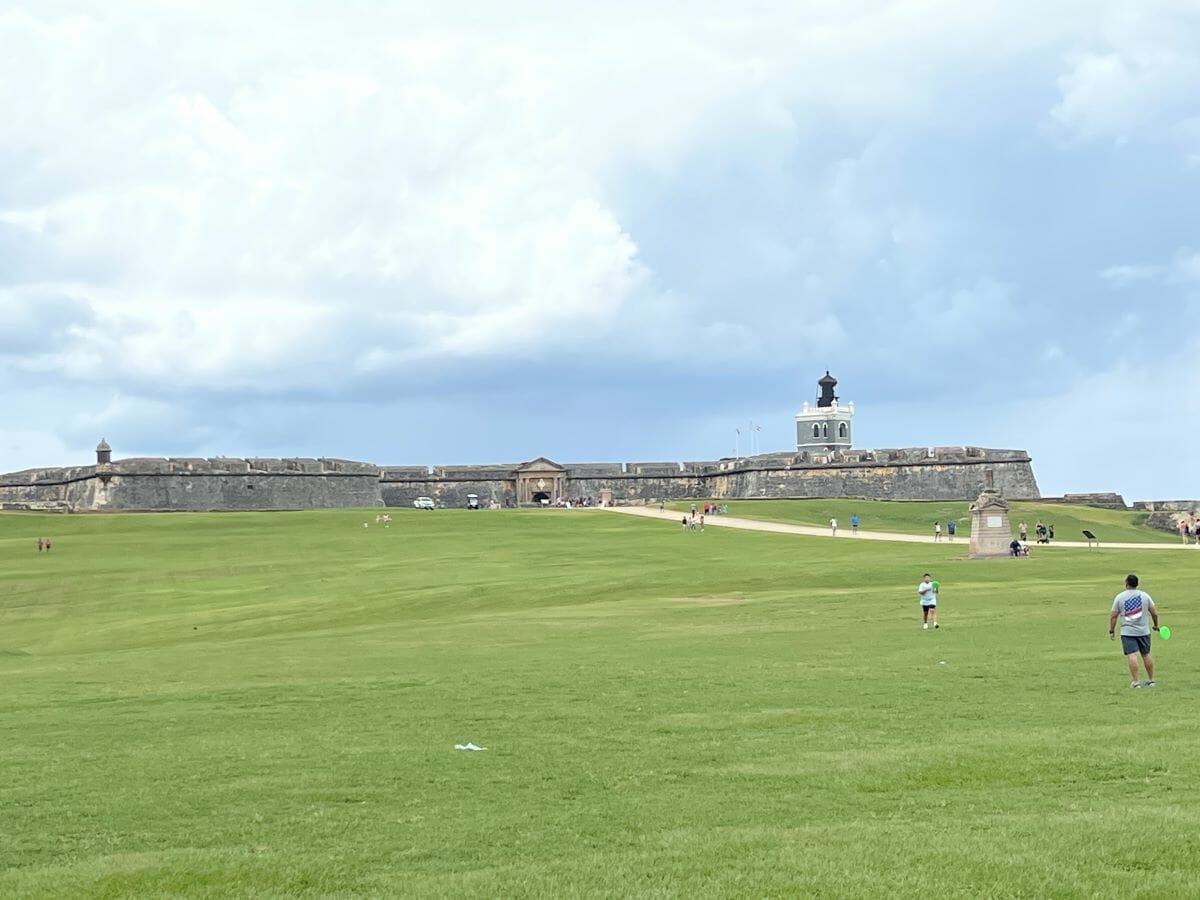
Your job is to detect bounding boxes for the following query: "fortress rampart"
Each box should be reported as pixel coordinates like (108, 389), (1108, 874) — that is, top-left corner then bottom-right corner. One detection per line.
(0, 457), (381, 512)
(0, 445), (1040, 512)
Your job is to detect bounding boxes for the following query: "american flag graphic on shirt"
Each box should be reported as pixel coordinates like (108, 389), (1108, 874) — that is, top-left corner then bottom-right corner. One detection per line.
(1124, 594), (1144, 621)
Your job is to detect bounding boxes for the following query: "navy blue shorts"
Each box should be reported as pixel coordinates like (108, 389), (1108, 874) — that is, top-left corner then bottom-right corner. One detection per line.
(1121, 634), (1151, 656)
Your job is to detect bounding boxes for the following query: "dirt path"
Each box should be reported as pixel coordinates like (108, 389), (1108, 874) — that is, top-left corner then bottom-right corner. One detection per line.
(602, 505), (1187, 551)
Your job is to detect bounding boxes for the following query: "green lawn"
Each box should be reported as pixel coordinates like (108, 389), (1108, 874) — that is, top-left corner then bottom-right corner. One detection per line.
(674, 498), (1176, 543)
(2, 507), (1198, 897)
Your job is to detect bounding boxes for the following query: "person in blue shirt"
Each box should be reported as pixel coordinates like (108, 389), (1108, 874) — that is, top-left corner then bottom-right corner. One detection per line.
(850, 513), (859, 535)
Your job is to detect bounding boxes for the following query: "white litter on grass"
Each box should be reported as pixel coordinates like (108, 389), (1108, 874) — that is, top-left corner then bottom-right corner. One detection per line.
(454, 742), (486, 751)
(938, 660), (947, 665)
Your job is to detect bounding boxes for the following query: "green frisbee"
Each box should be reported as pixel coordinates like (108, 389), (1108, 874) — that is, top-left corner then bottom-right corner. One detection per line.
(1159, 625), (1171, 641)
(931, 581), (940, 591)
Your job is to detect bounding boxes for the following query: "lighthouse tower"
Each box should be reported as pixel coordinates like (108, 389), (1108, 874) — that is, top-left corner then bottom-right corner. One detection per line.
(796, 372), (854, 451)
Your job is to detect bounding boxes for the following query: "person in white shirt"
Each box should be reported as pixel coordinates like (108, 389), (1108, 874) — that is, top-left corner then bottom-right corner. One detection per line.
(918, 573), (939, 630)
(830, 517), (838, 537)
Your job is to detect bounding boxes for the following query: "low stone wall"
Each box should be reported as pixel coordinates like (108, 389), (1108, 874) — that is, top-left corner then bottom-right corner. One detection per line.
(1038, 492), (1129, 509)
(1130, 500), (1200, 513)
(1131, 500), (1200, 535)
(1066, 492), (1129, 508)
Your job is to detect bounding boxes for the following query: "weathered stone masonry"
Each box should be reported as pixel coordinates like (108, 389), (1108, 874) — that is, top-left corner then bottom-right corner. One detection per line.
(0, 445), (1040, 512)
(0, 457), (381, 512)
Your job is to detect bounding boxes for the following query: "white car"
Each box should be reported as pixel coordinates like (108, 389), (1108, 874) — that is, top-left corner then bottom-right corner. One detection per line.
(413, 497), (436, 509)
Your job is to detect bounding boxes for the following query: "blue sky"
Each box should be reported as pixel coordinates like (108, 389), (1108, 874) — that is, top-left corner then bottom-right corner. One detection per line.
(1, 0), (1198, 500)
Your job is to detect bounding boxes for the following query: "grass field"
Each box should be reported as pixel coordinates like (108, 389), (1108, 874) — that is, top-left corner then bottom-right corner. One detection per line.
(672, 498), (1176, 543)
(2, 507), (1199, 897)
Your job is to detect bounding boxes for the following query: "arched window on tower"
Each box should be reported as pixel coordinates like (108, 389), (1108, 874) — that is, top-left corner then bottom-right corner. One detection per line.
(812, 424), (820, 438)
(822, 423), (828, 438)
(839, 423), (847, 439)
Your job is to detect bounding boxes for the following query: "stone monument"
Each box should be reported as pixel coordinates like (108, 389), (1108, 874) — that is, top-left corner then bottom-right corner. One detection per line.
(968, 470), (1013, 558)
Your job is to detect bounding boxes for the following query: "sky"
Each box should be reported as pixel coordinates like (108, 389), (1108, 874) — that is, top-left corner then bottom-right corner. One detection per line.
(2, 0), (1199, 500)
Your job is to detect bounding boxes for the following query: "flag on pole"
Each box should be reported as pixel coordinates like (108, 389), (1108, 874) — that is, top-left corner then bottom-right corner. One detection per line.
(735, 427), (740, 434)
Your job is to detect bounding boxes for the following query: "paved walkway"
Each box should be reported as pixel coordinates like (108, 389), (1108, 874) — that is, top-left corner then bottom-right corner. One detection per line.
(602, 505), (1191, 551)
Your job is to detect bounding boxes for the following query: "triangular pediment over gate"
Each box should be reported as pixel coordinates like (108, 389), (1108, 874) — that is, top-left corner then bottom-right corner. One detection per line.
(514, 457), (566, 474)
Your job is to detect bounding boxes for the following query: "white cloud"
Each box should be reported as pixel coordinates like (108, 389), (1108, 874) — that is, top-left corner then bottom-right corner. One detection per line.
(1100, 248), (1200, 291)
(1168, 249), (1200, 284)
(1051, 1), (1200, 144)
(1100, 264), (1161, 286)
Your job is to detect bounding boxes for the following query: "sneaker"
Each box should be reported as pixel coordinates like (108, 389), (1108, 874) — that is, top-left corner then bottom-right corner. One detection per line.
(1144, 680), (1156, 687)
(1130, 681), (1142, 688)
(923, 623), (929, 630)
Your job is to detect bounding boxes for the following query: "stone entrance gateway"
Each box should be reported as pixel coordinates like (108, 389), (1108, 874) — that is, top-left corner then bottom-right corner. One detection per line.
(514, 458), (567, 506)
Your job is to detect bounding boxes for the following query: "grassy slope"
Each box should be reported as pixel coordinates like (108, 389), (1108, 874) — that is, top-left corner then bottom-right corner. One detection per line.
(672, 498), (1175, 543)
(1, 509), (1198, 898)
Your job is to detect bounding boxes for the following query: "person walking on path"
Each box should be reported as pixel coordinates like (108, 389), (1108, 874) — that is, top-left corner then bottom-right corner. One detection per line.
(946, 520), (956, 541)
(1109, 573), (1160, 688)
(918, 573), (939, 630)
(851, 513), (859, 536)
(933, 521), (942, 542)
(830, 517), (838, 537)
(1019, 521), (1028, 542)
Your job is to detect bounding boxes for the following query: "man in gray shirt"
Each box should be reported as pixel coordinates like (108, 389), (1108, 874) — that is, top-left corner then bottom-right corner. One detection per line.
(1108, 573), (1161, 688)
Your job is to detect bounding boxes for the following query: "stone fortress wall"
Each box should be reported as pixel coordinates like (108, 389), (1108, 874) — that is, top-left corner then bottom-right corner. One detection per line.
(0, 445), (1041, 512)
(0, 457), (382, 512)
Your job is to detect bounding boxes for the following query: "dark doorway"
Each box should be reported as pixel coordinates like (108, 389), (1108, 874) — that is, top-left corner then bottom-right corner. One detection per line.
(531, 491), (551, 504)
